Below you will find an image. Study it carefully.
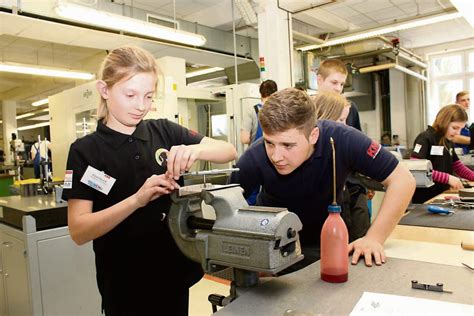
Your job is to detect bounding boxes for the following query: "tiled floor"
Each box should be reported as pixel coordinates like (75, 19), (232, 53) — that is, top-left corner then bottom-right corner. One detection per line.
(189, 277), (230, 315)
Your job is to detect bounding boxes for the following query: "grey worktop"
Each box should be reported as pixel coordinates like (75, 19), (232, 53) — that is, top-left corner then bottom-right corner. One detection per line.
(0, 194), (66, 213)
(0, 195), (68, 231)
(400, 204), (473, 231)
(215, 257), (473, 315)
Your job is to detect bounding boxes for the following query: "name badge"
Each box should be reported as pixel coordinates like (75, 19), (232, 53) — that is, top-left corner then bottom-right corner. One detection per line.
(80, 166), (116, 195)
(430, 145), (444, 156)
(413, 144), (422, 153)
(63, 170), (73, 189)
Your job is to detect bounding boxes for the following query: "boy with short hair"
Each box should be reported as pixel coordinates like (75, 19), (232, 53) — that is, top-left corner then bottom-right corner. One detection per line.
(229, 88), (415, 272)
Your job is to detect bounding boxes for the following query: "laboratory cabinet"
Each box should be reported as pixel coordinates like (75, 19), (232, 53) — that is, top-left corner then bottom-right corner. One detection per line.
(0, 195), (100, 316)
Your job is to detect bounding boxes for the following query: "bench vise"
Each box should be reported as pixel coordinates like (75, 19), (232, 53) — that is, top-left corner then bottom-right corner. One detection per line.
(168, 184), (304, 287)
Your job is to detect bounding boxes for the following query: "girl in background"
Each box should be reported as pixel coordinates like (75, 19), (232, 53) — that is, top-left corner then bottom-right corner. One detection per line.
(412, 104), (474, 203)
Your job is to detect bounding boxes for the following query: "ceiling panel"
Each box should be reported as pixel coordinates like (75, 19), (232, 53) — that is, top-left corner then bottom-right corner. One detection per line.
(397, 3), (420, 15)
(331, 6), (358, 19)
(349, 14), (375, 24)
(349, 0), (393, 14)
(370, 7), (406, 23)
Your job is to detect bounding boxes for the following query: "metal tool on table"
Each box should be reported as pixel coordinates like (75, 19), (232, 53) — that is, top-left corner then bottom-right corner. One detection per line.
(430, 196), (474, 209)
(411, 280), (452, 293)
(168, 184), (304, 312)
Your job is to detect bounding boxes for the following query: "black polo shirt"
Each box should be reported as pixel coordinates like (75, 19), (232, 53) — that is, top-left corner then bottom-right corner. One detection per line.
(62, 119), (204, 313)
(229, 120), (398, 247)
(411, 126), (458, 203)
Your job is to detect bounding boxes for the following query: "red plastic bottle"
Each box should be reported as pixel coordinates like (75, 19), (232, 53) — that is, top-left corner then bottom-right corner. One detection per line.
(320, 204), (349, 283)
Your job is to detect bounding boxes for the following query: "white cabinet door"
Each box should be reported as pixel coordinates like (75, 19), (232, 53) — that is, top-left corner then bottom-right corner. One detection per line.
(37, 236), (101, 315)
(2, 233), (31, 316)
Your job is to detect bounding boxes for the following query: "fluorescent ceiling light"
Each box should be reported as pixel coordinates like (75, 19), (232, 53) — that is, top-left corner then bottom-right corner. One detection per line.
(55, 2), (206, 46)
(298, 12), (462, 51)
(359, 63), (427, 81)
(16, 108), (49, 120)
(28, 114), (50, 121)
(0, 62), (95, 80)
(186, 67), (224, 78)
(451, 0), (474, 28)
(32, 98), (49, 107)
(17, 122), (50, 131)
(16, 112), (36, 119)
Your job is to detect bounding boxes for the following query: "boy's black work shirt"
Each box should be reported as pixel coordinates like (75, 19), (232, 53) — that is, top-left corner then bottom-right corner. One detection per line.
(62, 119), (204, 313)
(411, 126), (458, 203)
(229, 120), (399, 248)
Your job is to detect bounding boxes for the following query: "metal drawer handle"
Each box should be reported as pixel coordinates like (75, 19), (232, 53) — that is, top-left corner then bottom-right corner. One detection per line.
(2, 242), (12, 248)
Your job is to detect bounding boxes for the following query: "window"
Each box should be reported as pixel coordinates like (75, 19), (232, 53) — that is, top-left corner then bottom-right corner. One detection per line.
(432, 55), (462, 76)
(428, 49), (474, 124)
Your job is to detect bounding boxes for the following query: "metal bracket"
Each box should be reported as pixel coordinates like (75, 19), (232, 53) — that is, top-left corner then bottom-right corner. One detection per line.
(411, 280), (452, 293)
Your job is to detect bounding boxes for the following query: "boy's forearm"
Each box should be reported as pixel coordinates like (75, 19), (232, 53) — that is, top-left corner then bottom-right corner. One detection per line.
(366, 164), (416, 243)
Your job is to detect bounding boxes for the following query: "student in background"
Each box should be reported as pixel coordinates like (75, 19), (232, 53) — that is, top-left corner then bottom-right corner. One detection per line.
(412, 104), (474, 203)
(62, 46), (237, 315)
(241, 79), (278, 145)
(381, 133), (392, 147)
(314, 91), (351, 123)
(316, 59), (361, 130)
(453, 91), (472, 154)
(230, 88), (415, 272)
(30, 139), (51, 178)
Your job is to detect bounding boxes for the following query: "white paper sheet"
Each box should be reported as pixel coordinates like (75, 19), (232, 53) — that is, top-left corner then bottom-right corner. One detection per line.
(350, 292), (474, 315)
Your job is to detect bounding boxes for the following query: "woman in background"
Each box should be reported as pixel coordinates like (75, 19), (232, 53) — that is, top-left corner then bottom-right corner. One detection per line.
(411, 104), (474, 203)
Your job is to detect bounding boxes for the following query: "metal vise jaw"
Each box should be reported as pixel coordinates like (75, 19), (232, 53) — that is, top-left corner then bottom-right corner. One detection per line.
(168, 184), (304, 281)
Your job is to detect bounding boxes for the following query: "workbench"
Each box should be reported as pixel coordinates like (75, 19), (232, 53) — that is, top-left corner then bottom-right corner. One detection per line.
(211, 186), (474, 315)
(214, 257), (473, 315)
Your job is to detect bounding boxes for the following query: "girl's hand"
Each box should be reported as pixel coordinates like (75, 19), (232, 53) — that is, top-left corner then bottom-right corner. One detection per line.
(166, 144), (202, 180)
(133, 174), (179, 208)
(448, 175), (464, 190)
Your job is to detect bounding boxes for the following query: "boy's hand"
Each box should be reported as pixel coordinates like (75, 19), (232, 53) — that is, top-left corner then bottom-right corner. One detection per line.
(348, 237), (386, 267)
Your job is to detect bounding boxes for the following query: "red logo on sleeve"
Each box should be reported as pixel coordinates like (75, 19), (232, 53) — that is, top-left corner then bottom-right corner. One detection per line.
(189, 129), (199, 137)
(367, 140), (381, 159)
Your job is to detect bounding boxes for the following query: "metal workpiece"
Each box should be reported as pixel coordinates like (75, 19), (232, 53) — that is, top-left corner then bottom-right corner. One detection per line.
(411, 280), (452, 293)
(168, 184), (304, 281)
(180, 168), (239, 177)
